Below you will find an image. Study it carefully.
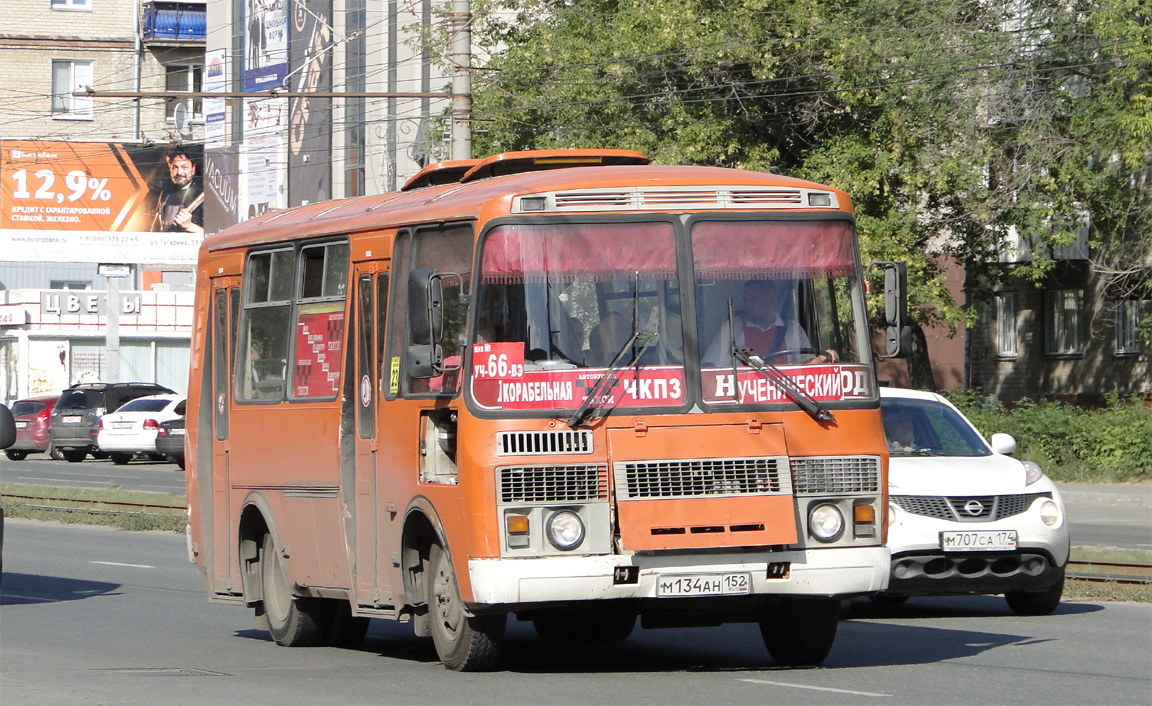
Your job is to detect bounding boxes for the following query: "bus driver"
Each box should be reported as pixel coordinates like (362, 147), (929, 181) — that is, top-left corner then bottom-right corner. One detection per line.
(702, 279), (837, 366)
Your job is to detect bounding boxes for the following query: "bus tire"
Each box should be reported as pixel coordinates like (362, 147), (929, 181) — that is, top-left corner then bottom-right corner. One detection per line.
(427, 542), (504, 671)
(260, 533), (327, 647)
(325, 600), (371, 647)
(759, 597), (840, 667)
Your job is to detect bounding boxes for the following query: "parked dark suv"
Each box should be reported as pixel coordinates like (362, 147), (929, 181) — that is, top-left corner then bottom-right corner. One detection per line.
(48, 382), (175, 462)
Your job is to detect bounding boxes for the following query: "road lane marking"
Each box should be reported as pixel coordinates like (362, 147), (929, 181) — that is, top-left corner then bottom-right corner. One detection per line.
(740, 678), (889, 697)
(90, 561), (155, 569)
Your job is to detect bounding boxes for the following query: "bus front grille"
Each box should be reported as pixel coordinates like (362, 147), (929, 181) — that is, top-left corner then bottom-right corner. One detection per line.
(614, 457), (791, 500)
(498, 464), (608, 504)
(496, 430), (594, 456)
(790, 456), (880, 495)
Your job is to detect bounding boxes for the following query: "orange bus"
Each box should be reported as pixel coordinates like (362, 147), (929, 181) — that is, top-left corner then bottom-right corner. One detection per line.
(185, 149), (907, 671)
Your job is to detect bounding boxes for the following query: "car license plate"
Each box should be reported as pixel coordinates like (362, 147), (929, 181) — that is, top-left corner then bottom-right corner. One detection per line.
(112, 422), (134, 430)
(941, 530), (1018, 552)
(657, 573), (751, 597)
(61, 415), (82, 424)
(15, 420), (27, 428)
(171, 428), (185, 436)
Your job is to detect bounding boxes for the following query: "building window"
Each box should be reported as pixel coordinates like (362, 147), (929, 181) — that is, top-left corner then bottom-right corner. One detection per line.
(344, 0), (366, 197)
(52, 59), (94, 118)
(51, 0), (91, 10)
(165, 64), (203, 121)
(1115, 300), (1143, 355)
(996, 292), (1017, 357)
(1044, 289), (1084, 355)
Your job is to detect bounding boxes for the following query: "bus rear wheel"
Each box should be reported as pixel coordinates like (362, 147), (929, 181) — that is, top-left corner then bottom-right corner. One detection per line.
(758, 597), (840, 667)
(427, 543), (504, 671)
(260, 533), (327, 647)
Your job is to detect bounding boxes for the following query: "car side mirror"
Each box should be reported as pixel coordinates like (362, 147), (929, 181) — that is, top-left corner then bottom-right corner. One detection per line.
(990, 433), (1016, 455)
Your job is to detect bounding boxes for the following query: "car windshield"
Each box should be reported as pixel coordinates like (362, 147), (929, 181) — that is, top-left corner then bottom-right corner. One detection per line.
(470, 221), (684, 414)
(117, 398), (173, 413)
(880, 397), (991, 458)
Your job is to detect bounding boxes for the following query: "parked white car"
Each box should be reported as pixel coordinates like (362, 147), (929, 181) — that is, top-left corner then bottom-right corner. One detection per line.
(877, 387), (1069, 615)
(96, 394), (185, 466)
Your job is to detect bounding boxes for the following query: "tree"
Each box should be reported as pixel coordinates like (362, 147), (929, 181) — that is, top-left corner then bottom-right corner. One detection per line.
(461, 0), (1152, 349)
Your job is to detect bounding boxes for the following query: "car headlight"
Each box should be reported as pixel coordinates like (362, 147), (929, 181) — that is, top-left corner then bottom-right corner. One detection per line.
(808, 504), (844, 543)
(1039, 499), (1061, 526)
(546, 510), (585, 551)
(1022, 460), (1045, 486)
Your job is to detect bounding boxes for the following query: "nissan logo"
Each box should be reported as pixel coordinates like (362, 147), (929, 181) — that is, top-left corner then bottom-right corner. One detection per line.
(964, 500), (986, 516)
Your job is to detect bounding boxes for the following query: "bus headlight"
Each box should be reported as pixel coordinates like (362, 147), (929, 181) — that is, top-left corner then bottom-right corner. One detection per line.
(808, 504), (844, 543)
(1039, 499), (1061, 526)
(546, 510), (585, 551)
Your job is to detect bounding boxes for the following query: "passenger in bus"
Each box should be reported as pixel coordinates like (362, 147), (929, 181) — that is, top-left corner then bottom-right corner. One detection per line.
(702, 279), (837, 366)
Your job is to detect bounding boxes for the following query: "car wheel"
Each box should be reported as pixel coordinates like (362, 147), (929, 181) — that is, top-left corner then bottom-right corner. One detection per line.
(61, 449), (86, 463)
(5, 450), (28, 461)
(174, 457), (186, 471)
(427, 542), (504, 671)
(260, 533), (328, 646)
(49, 444), (65, 461)
(1005, 571), (1064, 616)
(759, 597), (840, 667)
(91, 451), (110, 460)
(110, 453), (133, 465)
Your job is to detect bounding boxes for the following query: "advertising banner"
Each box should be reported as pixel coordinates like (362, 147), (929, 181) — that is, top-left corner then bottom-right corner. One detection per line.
(1, 141), (204, 264)
(203, 146), (242, 235)
(244, 0), (289, 92)
(288, 0), (332, 207)
(204, 48), (227, 149)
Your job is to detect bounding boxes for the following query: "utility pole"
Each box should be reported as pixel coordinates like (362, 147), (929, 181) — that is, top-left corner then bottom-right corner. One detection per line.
(450, 0), (471, 160)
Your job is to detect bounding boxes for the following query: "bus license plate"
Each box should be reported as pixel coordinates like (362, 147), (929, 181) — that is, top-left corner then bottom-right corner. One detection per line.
(657, 573), (751, 597)
(61, 415), (82, 424)
(941, 530), (1017, 552)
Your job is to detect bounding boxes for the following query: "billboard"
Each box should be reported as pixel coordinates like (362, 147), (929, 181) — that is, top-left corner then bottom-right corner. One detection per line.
(244, 0), (289, 92)
(1, 141), (205, 265)
(288, 0), (332, 207)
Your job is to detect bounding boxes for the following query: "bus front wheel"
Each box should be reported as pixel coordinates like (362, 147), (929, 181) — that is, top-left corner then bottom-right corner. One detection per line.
(759, 597), (840, 667)
(260, 533), (327, 647)
(427, 543), (504, 671)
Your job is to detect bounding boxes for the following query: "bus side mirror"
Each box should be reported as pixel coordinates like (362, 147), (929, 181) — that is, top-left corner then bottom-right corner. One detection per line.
(407, 343), (444, 379)
(874, 261), (912, 359)
(0, 403), (15, 449)
(408, 268), (444, 345)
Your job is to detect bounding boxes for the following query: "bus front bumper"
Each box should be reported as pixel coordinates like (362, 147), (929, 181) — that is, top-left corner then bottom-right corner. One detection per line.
(467, 546), (890, 606)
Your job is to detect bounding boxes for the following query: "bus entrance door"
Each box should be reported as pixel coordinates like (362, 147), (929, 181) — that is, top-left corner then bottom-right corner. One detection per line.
(210, 282), (239, 590)
(352, 265), (391, 606)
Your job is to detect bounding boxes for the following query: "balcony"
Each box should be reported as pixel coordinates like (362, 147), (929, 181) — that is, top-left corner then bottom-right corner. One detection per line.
(142, 1), (207, 44)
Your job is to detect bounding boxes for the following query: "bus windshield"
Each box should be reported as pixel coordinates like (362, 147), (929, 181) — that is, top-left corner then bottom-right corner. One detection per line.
(692, 218), (873, 407)
(470, 221), (685, 413)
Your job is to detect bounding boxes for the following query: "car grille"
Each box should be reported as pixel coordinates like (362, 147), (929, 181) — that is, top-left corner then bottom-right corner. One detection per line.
(791, 456), (880, 495)
(614, 457), (791, 500)
(498, 464), (608, 504)
(892, 492), (1052, 522)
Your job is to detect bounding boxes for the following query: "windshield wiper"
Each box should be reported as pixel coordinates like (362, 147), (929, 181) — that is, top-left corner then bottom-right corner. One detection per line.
(725, 299), (834, 423)
(566, 330), (657, 428)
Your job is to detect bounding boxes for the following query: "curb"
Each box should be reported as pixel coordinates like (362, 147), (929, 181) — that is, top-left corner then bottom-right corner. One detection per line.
(1056, 482), (1152, 507)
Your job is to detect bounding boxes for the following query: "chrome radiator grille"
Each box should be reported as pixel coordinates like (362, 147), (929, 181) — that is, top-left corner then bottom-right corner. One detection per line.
(614, 457), (791, 500)
(498, 465), (607, 504)
(496, 430), (593, 456)
(791, 456), (880, 495)
(892, 492), (1052, 522)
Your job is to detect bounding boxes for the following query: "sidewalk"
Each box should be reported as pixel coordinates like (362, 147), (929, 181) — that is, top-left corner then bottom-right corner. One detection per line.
(1056, 481), (1152, 507)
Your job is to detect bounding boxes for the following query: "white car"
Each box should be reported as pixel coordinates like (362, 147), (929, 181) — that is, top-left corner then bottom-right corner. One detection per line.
(96, 395), (185, 466)
(878, 387), (1069, 615)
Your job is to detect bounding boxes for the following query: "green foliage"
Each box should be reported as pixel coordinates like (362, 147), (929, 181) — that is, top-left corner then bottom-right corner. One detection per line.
(461, 0), (1152, 341)
(943, 390), (1152, 482)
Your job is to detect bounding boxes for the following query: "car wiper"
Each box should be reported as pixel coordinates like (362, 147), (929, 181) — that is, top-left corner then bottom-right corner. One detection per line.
(566, 330), (657, 428)
(725, 300), (834, 422)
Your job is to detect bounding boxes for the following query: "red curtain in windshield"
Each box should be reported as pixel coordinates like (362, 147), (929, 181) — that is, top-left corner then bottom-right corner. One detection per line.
(481, 223), (677, 282)
(692, 220), (857, 279)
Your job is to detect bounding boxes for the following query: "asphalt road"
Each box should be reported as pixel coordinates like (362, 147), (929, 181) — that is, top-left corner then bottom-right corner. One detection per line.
(3, 456), (1149, 549)
(1, 519), (1150, 705)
